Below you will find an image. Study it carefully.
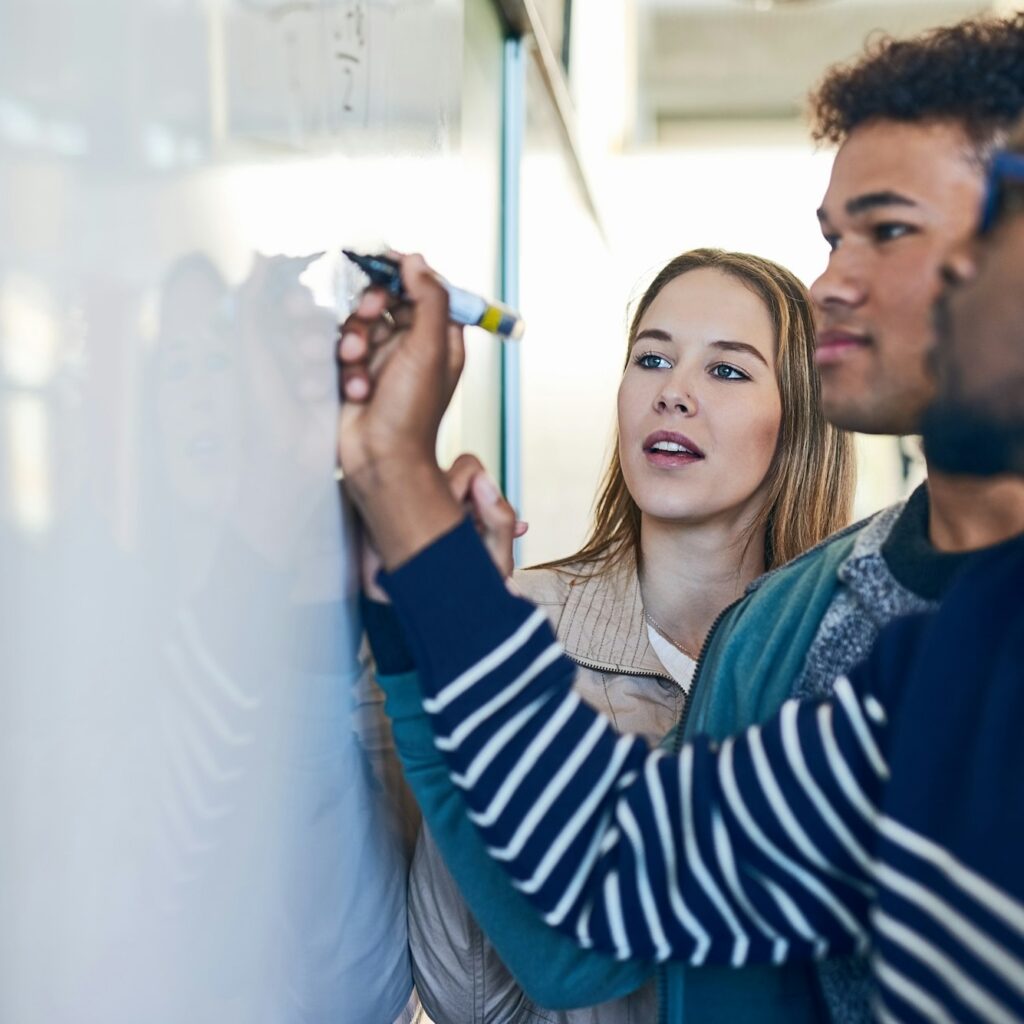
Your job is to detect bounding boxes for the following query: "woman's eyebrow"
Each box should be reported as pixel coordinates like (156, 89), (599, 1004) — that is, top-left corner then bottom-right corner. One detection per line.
(710, 339), (769, 367)
(634, 331), (770, 368)
(634, 328), (673, 344)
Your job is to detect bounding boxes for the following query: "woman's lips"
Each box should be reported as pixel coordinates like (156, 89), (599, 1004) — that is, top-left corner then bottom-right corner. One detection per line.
(642, 430), (705, 469)
(816, 330), (870, 366)
(644, 449), (703, 469)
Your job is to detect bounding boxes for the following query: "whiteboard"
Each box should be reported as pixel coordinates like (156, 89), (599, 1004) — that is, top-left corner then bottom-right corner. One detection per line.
(0, 0), (503, 1020)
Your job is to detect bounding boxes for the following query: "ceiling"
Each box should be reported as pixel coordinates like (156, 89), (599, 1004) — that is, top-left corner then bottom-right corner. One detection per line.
(633, 0), (998, 140)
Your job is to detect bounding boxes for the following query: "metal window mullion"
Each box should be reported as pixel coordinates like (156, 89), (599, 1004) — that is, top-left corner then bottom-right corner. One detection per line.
(500, 32), (525, 545)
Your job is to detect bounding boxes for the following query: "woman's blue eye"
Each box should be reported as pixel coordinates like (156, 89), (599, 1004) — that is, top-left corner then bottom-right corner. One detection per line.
(636, 352), (671, 369)
(710, 363), (748, 381)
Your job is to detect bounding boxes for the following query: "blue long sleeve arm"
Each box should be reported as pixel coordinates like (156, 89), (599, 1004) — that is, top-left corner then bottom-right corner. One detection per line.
(367, 625), (653, 1008)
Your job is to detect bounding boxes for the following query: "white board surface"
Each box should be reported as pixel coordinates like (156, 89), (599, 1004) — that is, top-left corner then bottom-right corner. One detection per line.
(0, 1), (497, 1020)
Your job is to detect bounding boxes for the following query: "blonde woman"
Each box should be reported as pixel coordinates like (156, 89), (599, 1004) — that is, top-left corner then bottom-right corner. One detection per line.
(365, 248), (855, 1023)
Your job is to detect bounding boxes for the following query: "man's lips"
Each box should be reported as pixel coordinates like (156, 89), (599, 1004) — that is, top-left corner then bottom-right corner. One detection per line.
(642, 430), (705, 468)
(816, 329), (871, 366)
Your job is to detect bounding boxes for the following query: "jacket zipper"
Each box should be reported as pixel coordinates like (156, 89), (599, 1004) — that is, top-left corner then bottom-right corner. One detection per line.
(668, 594), (742, 754)
(656, 962), (667, 1024)
(571, 593), (747, 751)
(565, 654), (672, 682)
(655, 530), (865, 1017)
(591, 528), (865, 1020)
(655, 595), (743, 1023)
(670, 517), (871, 755)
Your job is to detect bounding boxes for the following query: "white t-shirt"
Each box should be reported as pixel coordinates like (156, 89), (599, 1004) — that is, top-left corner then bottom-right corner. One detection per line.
(646, 623), (697, 694)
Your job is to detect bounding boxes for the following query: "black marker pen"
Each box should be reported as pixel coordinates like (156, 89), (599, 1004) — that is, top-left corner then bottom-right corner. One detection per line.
(343, 250), (525, 341)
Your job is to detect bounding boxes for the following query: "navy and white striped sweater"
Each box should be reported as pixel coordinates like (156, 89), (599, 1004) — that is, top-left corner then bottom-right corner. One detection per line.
(380, 524), (1024, 1019)
(381, 520), (1024, 1023)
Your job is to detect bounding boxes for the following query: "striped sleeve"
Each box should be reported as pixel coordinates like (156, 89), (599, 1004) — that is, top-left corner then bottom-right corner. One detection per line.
(383, 521), (881, 965)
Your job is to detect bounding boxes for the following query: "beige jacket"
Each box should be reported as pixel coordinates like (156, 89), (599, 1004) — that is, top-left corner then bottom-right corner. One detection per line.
(409, 559), (684, 1024)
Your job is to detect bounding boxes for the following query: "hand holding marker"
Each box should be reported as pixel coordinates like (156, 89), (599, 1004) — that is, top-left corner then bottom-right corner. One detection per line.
(343, 251), (525, 341)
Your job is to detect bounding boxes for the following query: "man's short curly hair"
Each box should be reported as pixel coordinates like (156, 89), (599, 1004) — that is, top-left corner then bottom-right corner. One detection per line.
(810, 13), (1024, 152)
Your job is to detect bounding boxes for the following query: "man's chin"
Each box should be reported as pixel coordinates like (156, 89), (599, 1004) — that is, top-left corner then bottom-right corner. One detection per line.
(821, 396), (921, 437)
(922, 402), (1024, 476)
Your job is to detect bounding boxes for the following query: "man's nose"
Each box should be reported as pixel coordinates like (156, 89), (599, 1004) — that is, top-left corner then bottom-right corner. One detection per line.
(809, 250), (867, 314)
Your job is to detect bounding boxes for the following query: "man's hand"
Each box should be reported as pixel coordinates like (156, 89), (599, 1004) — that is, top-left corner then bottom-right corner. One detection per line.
(337, 254), (467, 569)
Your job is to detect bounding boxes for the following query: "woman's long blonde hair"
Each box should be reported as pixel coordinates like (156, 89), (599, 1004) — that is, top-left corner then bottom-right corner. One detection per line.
(543, 249), (856, 574)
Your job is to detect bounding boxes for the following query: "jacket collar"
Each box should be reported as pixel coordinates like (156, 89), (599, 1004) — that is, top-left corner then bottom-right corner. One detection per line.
(837, 500), (908, 593)
(556, 557), (668, 677)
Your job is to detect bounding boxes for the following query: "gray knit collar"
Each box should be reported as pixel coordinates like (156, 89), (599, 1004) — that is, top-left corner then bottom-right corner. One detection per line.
(836, 499), (938, 618)
(843, 501), (906, 572)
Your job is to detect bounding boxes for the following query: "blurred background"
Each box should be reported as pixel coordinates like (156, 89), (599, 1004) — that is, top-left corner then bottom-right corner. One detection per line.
(0, 0), (1016, 1020)
(516, 0), (1016, 563)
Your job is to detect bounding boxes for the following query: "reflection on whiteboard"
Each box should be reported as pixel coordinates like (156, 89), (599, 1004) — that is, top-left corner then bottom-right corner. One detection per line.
(0, 0), (471, 1021)
(0, 247), (416, 1024)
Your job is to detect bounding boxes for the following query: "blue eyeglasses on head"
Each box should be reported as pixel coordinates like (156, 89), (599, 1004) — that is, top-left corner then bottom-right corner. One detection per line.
(980, 150), (1024, 234)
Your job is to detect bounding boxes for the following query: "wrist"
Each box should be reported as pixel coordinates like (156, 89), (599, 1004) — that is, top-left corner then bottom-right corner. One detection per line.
(345, 455), (438, 517)
(345, 457), (463, 570)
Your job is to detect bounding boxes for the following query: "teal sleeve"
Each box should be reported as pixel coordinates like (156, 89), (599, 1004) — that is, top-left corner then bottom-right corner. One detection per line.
(378, 669), (653, 1010)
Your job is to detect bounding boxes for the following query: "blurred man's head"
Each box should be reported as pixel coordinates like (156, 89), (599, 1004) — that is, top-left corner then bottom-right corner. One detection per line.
(923, 126), (1024, 478)
(807, 14), (1024, 436)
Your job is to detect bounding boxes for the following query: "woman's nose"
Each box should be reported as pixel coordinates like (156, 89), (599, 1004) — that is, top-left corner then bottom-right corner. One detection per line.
(654, 374), (696, 415)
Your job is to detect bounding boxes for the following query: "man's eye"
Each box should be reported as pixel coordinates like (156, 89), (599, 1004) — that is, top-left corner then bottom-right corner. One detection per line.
(823, 234), (841, 253)
(710, 364), (748, 381)
(873, 222), (916, 243)
(635, 352), (671, 369)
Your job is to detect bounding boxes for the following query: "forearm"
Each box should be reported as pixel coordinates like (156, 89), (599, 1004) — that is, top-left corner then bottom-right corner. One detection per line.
(378, 664), (653, 1009)
(381, 521), (884, 965)
(345, 459), (463, 571)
